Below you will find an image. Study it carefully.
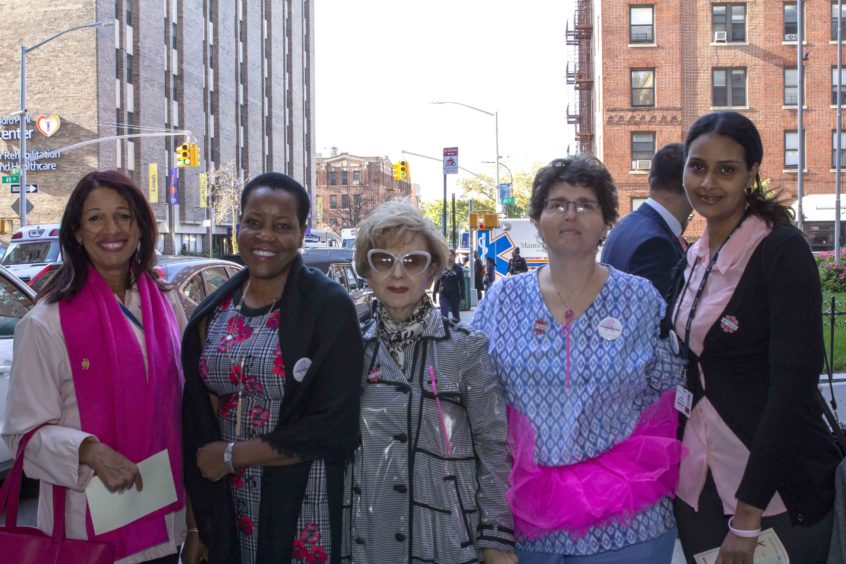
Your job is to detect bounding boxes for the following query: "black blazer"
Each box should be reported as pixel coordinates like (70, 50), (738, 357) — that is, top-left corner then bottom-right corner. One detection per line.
(601, 202), (685, 299)
(676, 225), (840, 526)
(182, 255), (363, 563)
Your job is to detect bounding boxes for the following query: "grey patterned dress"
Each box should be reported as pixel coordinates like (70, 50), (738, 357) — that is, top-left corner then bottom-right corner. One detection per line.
(342, 305), (515, 563)
(201, 292), (331, 564)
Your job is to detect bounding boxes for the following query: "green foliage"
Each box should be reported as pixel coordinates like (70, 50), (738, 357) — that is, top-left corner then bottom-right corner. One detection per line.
(817, 252), (846, 293)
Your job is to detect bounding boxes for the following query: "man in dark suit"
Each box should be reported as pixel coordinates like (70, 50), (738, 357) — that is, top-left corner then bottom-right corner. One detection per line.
(600, 143), (692, 298)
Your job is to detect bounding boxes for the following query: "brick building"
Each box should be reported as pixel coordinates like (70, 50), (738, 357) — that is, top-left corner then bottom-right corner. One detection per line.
(0, 0), (314, 254)
(571, 0), (846, 239)
(314, 150), (417, 232)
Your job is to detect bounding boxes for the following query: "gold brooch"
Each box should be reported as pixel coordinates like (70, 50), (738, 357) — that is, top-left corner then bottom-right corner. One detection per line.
(81, 358), (90, 370)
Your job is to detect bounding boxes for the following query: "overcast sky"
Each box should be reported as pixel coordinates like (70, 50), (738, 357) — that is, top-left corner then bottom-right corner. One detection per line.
(314, 0), (576, 201)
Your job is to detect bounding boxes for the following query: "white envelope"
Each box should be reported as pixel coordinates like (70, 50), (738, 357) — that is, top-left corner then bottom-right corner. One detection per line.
(85, 449), (178, 536)
(694, 528), (789, 564)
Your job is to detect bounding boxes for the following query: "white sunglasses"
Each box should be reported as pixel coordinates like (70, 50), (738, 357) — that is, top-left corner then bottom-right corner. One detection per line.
(367, 249), (432, 276)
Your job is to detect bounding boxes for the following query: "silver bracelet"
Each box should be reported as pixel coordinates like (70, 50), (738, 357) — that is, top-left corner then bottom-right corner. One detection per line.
(223, 441), (237, 474)
(727, 515), (761, 538)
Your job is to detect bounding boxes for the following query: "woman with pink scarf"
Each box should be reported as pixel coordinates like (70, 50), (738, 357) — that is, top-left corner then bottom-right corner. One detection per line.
(2, 170), (190, 564)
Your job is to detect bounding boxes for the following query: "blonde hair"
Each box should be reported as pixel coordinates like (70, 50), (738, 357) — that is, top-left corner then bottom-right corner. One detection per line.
(354, 200), (449, 277)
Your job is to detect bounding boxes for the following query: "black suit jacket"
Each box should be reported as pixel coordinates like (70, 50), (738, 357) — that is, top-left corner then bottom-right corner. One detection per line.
(601, 202), (684, 298)
(676, 226), (839, 525)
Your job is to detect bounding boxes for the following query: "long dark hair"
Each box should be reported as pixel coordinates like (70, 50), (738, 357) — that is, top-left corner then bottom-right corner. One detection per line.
(685, 111), (794, 227)
(40, 170), (159, 303)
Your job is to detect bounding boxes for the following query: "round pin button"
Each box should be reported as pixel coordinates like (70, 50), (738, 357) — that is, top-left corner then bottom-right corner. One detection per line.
(597, 317), (623, 340)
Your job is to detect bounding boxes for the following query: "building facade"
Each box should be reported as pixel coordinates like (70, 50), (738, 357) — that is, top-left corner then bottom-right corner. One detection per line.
(0, 0), (315, 254)
(575, 0), (846, 240)
(314, 151), (416, 232)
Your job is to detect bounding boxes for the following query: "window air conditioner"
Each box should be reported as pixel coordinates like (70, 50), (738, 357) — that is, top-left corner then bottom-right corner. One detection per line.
(632, 159), (652, 171)
(714, 31), (728, 42)
(784, 33), (798, 41)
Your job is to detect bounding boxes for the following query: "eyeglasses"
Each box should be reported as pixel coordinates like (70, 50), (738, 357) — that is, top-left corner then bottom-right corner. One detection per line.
(543, 199), (600, 216)
(367, 249), (432, 276)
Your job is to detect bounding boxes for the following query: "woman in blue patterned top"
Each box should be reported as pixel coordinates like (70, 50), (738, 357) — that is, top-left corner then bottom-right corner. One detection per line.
(473, 155), (685, 564)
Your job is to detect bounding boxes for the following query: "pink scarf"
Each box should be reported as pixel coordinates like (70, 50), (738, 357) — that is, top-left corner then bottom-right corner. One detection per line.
(59, 265), (184, 559)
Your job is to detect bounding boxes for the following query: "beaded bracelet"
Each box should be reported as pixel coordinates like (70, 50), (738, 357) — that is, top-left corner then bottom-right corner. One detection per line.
(727, 516), (761, 538)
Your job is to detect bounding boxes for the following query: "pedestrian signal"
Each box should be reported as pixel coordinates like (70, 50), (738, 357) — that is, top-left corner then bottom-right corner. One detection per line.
(469, 212), (478, 230)
(189, 143), (200, 167)
(484, 213), (499, 229)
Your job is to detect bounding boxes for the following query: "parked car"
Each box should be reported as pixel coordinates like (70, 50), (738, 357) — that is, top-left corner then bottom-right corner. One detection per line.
(154, 256), (243, 318)
(1, 224), (62, 289)
(300, 247), (374, 321)
(0, 265), (37, 477)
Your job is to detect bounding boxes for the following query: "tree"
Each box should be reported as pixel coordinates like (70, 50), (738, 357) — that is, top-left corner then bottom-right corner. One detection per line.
(206, 160), (243, 253)
(453, 164), (539, 218)
(323, 183), (379, 235)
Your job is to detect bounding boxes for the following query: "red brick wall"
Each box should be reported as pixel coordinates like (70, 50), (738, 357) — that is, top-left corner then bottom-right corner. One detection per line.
(597, 0), (845, 238)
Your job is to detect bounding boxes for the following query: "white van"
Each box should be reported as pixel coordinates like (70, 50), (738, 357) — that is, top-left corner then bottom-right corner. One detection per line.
(1, 224), (62, 286)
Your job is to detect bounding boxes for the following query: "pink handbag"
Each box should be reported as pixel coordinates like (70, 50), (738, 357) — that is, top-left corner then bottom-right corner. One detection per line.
(0, 425), (115, 564)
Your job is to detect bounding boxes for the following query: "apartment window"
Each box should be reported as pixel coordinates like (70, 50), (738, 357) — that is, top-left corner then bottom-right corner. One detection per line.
(172, 22), (178, 50)
(125, 0), (132, 22)
(353, 170), (361, 183)
(712, 4), (746, 42)
(329, 170), (337, 185)
(712, 68), (746, 107)
(631, 132), (656, 164)
(353, 194), (361, 208)
(834, 67), (846, 105)
(329, 195), (337, 209)
(341, 195), (350, 209)
(629, 6), (654, 43)
(784, 3), (799, 41)
(125, 53), (133, 84)
(341, 170), (349, 185)
(833, 130), (846, 167)
(784, 68), (798, 105)
(834, 2), (846, 40)
(631, 69), (655, 107)
(784, 130), (803, 169)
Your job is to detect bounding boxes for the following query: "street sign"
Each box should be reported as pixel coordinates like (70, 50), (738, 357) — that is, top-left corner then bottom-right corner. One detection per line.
(10, 184), (37, 194)
(443, 147), (459, 175)
(2, 176), (19, 184)
(10, 197), (34, 216)
(503, 197), (515, 204)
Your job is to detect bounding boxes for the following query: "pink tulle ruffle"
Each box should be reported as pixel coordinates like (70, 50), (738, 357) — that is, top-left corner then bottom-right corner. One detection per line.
(508, 389), (686, 539)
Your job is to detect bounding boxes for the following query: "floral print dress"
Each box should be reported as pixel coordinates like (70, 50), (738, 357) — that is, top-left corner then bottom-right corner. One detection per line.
(201, 293), (331, 564)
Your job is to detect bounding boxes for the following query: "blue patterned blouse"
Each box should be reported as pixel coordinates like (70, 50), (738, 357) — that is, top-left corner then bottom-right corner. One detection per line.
(472, 267), (683, 556)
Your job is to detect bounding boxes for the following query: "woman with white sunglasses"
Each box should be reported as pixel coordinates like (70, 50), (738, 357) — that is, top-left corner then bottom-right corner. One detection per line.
(342, 200), (516, 563)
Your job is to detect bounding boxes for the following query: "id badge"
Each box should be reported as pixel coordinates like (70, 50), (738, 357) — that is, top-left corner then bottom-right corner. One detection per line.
(675, 384), (693, 417)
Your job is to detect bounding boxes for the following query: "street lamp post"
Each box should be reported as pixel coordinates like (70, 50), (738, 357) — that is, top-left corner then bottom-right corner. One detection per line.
(19, 20), (113, 227)
(431, 101), (500, 307)
(483, 159), (513, 212)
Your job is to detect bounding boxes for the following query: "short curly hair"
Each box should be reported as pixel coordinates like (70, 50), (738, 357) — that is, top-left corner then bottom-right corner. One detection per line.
(354, 200), (449, 278)
(528, 155), (619, 226)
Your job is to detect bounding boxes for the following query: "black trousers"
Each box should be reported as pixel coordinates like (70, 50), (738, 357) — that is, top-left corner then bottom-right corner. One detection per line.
(674, 472), (833, 564)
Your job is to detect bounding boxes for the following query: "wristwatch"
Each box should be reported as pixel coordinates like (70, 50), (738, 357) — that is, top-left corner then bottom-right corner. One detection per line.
(223, 441), (237, 474)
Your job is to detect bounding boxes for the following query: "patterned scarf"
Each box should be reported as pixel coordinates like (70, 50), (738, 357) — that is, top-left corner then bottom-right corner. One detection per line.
(376, 296), (432, 364)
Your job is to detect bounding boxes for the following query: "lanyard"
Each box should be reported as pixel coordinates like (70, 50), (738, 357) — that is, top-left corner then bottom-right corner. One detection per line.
(675, 210), (750, 358)
(119, 302), (143, 331)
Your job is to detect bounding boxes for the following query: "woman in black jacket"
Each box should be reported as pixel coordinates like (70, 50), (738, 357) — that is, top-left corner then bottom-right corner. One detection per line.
(671, 111), (840, 563)
(182, 172), (362, 564)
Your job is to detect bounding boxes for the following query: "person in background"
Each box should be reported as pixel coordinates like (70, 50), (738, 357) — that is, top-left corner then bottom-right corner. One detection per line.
(3, 170), (190, 564)
(182, 172), (362, 563)
(474, 250), (485, 300)
(432, 248), (465, 322)
(506, 247), (529, 275)
(601, 142), (692, 298)
(345, 200), (515, 563)
(671, 111), (840, 563)
(485, 256), (497, 292)
(474, 155), (685, 564)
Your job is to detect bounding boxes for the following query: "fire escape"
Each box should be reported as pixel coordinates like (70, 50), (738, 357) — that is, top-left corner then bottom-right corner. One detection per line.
(565, 0), (594, 155)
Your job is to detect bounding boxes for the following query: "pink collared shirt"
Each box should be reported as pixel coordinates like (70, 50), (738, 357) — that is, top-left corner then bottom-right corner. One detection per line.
(674, 215), (787, 516)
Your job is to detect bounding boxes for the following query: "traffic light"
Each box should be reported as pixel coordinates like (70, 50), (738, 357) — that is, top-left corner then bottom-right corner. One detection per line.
(392, 162), (402, 180)
(398, 160), (409, 180)
(176, 143), (191, 168)
(189, 143), (200, 167)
